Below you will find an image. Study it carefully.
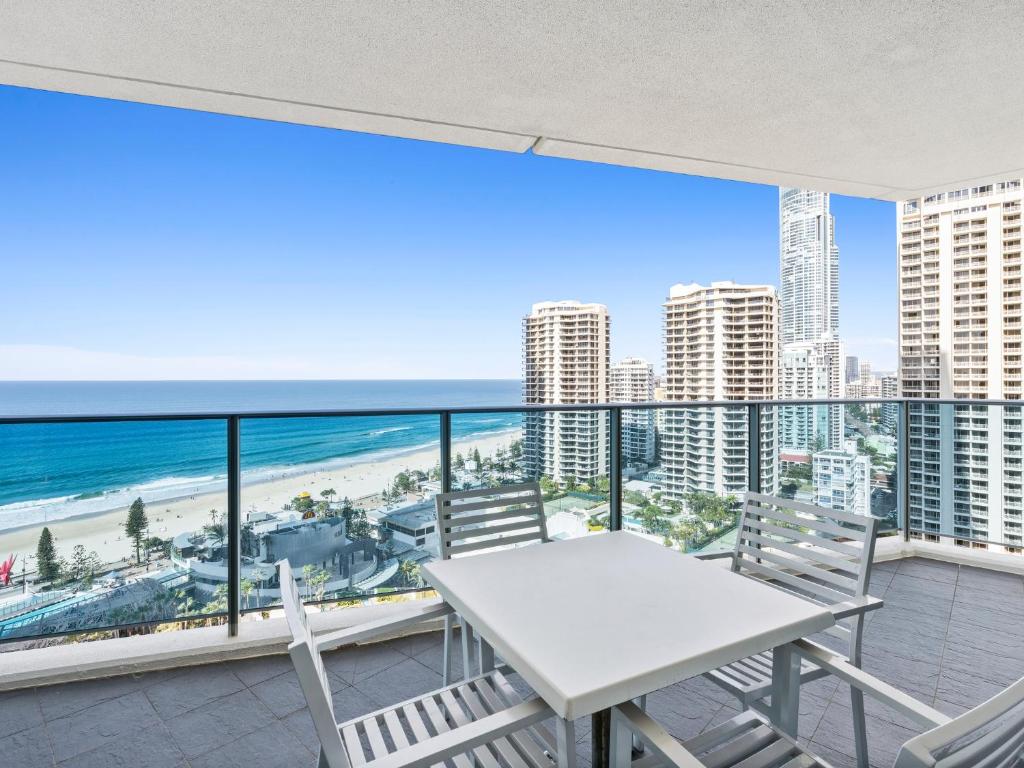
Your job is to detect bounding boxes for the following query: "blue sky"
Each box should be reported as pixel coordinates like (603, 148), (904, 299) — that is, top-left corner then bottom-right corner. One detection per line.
(0, 84), (897, 380)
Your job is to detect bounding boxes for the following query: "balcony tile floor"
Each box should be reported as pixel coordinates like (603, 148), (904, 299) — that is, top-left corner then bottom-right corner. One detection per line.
(2, 557), (1023, 768)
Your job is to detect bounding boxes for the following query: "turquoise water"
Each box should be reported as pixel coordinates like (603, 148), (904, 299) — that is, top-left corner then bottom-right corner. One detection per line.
(0, 380), (521, 527)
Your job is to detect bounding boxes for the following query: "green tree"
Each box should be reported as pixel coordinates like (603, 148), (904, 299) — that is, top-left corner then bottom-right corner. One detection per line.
(203, 511), (226, 553)
(454, 452), (465, 470)
(393, 471), (414, 494)
(36, 526), (60, 583)
(65, 544), (101, 583)
(397, 559), (421, 587)
(321, 488), (337, 503)
(539, 476), (559, 498)
(250, 567), (270, 607)
(307, 568), (331, 602)
(292, 494), (315, 514)
(240, 578), (255, 609)
(125, 497), (149, 564)
(348, 508), (372, 540)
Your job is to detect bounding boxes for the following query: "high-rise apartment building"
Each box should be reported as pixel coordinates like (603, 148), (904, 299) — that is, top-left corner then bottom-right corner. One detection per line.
(813, 440), (870, 517)
(780, 336), (846, 451)
(881, 375), (899, 434)
(779, 188), (839, 345)
(846, 355), (860, 384)
(899, 178), (1024, 553)
(779, 187), (844, 450)
(522, 301), (610, 484)
(661, 282), (779, 499)
(610, 357), (656, 467)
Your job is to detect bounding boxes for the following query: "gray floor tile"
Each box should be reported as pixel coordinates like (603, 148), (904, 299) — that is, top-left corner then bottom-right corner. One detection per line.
(37, 674), (146, 721)
(46, 690), (161, 764)
(59, 721), (187, 768)
(250, 670), (310, 718)
(644, 683), (722, 741)
(231, 654), (296, 687)
(0, 725), (56, 768)
(322, 641), (407, 684)
(895, 558), (959, 584)
(935, 667), (1009, 710)
(354, 656), (444, 708)
(145, 664), (246, 720)
(189, 720), (315, 768)
(812, 699), (921, 768)
(280, 707), (319, 754)
(165, 688), (276, 760)
(330, 682), (389, 725)
(956, 565), (1024, 592)
(0, 688), (44, 739)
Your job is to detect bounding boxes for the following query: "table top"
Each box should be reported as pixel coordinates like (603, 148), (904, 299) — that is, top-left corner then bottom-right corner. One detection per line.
(422, 531), (835, 719)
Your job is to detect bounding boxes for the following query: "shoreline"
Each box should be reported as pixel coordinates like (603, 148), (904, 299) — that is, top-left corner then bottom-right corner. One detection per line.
(0, 429), (522, 568)
(0, 426), (521, 535)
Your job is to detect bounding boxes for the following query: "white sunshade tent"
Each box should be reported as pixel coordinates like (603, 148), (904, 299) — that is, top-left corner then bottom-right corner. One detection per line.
(1, 1), (1023, 200)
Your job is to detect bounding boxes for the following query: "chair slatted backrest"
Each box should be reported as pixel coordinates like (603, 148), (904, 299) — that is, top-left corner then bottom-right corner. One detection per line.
(278, 559), (350, 768)
(734, 492), (879, 649)
(435, 481), (548, 560)
(894, 676), (1024, 768)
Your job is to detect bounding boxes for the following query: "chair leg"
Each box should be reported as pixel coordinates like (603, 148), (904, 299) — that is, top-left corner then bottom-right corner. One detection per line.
(851, 686), (869, 768)
(610, 709), (632, 768)
(442, 613), (455, 687)
(461, 618), (475, 677)
(317, 745), (330, 768)
(479, 637), (495, 674)
(555, 717), (577, 768)
(631, 695), (647, 754)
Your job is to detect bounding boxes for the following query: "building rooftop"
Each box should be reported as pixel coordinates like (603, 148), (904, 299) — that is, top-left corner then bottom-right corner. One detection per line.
(2, 556), (1021, 768)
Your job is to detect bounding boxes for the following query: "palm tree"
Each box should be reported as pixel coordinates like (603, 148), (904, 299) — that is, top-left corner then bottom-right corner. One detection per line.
(240, 578), (255, 609)
(307, 568), (331, 602)
(397, 560), (421, 588)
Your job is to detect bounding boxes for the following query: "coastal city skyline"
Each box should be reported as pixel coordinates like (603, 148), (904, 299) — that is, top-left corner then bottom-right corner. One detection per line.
(0, 84), (897, 382)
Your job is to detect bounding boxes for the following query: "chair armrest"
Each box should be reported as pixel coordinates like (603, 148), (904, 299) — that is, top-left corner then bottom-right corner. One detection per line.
(612, 701), (705, 768)
(316, 599), (453, 652)
(694, 551), (734, 562)
(828, 594), (884, 621)
(364, 698), (552, 768)
(792, 639), (950, 729)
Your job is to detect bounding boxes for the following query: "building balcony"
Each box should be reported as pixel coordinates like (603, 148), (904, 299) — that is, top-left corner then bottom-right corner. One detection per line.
(4, 398), (1024, 768)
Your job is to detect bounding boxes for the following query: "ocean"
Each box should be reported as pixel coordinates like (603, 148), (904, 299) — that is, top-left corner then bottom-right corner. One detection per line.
(0, 380), (522, 531)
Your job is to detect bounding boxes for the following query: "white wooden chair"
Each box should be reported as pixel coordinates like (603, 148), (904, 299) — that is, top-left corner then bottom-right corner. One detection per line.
(278, 559), (558, 768)
(695, 492), (882, 768)
(434, 481), (548, 685)
(610, 638), (1024, 768)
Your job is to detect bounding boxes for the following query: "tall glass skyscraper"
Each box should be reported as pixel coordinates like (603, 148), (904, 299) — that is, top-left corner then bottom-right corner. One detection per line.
(779, 188), (839, 344)
(779, 188), (844, 453)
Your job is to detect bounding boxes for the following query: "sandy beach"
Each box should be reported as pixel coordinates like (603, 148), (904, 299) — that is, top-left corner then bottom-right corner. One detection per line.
(0, 429), (521, 569)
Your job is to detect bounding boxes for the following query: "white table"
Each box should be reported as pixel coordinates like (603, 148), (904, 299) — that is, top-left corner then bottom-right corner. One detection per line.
(422, 531), (835, 768)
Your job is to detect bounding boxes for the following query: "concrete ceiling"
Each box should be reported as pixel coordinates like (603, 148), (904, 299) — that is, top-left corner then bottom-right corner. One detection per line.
(2, 1), (1022, 201)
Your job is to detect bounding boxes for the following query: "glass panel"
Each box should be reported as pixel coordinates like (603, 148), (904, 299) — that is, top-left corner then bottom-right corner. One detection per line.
(766, 400), (898, 534)
(619, 405), (754, 553)
(908, 402), (1023, 554)
(451, 409), (610, 541)
(238, 415), (441, 611)
(0, 420), (226, 644)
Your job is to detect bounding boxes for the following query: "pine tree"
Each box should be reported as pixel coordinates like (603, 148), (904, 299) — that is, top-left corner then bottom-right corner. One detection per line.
(36, 526), (60, 583)
(125, 496), (149, 564)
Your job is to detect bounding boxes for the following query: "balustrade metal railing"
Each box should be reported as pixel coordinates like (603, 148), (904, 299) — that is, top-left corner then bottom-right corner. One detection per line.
(1, 397), (1020, 643)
